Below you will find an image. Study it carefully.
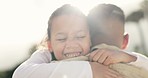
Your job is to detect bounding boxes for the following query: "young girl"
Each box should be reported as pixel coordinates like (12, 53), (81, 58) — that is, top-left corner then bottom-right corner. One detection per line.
(13, 4), (122, 78)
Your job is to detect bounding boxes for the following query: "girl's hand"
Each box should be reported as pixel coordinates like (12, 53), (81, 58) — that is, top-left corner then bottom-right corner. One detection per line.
(89, 48), (137, 65)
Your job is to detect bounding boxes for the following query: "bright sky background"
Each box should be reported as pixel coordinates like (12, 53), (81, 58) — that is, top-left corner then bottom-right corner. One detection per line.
(0, 0), (146, 71)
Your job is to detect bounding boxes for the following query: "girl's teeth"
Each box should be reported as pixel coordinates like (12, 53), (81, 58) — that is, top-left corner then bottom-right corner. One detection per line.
(65, 52), (80, 57)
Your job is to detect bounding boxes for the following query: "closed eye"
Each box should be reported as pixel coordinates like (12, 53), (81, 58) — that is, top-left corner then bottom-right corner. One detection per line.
(76, 35), (86, 39)
(56, 38), (66, 42)
(76, 30), (87, 39)
(55, 33), (67, 42)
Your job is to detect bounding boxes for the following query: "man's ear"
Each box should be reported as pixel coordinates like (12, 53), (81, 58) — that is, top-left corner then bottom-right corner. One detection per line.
(47, 41), (53, 52)
(122, 33), (129, 49)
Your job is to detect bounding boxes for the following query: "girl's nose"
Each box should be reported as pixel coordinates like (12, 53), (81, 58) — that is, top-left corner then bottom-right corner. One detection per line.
(65, 40), (79, 50)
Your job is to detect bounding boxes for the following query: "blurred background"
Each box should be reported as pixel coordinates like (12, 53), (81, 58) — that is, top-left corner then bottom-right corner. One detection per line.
(0, 0), (148, 78)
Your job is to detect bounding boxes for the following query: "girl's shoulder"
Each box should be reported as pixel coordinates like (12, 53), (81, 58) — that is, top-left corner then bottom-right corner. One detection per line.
(29, 49), (52, 63)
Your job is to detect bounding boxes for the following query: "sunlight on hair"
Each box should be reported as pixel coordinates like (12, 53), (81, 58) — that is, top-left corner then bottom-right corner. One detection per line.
(58, 0), (101, 15)
(60, 0), (124, 15)
(63, 75), (68, 78)
(55, 0), (142, 16)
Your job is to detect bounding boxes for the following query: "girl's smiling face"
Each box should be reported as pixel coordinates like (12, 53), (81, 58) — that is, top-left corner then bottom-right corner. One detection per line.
(50, 15), (91, 60)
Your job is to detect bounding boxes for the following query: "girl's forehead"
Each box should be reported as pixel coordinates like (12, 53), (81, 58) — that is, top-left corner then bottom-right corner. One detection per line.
(52, 14), (86, 24)
(51, 15), (88, 33)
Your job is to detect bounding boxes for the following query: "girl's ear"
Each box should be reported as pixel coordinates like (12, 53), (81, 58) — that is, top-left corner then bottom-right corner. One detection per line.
(47, 41), (53, 52)
(122, 33), (129, 49)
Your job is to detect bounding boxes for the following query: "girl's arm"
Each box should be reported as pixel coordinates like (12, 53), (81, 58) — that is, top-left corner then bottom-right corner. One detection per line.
(91, 44), (148, 71)
(12, 49), (92, 78)
(125, 51), (148, 71)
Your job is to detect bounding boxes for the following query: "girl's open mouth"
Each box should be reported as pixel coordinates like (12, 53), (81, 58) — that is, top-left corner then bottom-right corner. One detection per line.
(64, 52), (81, 58)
